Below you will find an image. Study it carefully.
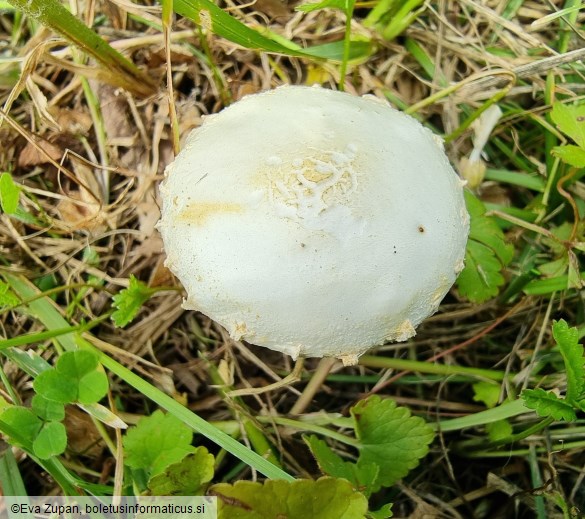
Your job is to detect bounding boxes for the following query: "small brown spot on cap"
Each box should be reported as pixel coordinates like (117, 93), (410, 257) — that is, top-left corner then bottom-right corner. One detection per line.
(418, 225), (425, 233)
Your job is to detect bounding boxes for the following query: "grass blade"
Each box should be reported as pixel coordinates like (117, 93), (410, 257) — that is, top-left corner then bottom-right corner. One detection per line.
(7, 0), (156, 96)
(2, 273), (294, 482)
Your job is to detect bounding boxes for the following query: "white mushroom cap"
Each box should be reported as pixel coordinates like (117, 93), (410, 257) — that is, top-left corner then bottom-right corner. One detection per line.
(158, 86), (469, 365)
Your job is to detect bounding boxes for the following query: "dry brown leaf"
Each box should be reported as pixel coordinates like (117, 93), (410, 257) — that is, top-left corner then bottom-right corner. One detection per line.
(18, 138), (62, 167)
(63, 406), (105, 458)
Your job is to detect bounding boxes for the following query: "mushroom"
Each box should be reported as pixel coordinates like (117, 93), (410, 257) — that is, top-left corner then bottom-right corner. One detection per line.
(157, 86), (469, 366)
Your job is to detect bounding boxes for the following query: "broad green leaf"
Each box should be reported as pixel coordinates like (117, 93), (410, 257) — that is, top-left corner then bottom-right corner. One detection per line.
(550, 103), (585, 148)
(458, 241), (505, 302)
(0, 280), (19, 308)
(351, 396), (434, 490)
(467, 195), (514, 266)
(368, 503), (393, 519)
(304, 436), (379, 497)
(58, 349), (98, 375)
(522, 388), (576, 421)
(147, 448), (215, 496)
(457, 191), (513, 303)
(33, 350), (108, 404)
(551, 145), (585, 167)
(124, 410), (197, 477)
(485, 419), (513, 443)
(33, 369), (77, 403)
(0, 407), (42, 446)
(0, 172), (21, 214)
(77, 370), (109, 405)
(32, 421), (67, 459)
(111, 275), (155, 328)
(472, 381), (501, 409)
(31, 395), (65, 421)
(210, 477), (368, 519)
(553, 320), (585, 403)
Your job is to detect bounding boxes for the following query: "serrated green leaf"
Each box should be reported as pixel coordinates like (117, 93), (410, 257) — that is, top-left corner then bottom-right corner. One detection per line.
(550, 103), (585, 148)
(147, 448), (215, 496)
(522, 388), (576, 421)
(351, 396), (434, 491)
(304, 436), (379, 497)
(111, 275), (155, 328)
(368, 503), (393, 519)
(124, 410), (197, 477)
(458, 241), (505, 302)
(0, 280), (19, 308)
(0, 172), (21, 214)
(211, 477), (368, 519)
(0, 407), (42, 446)
(457, 192), (513, 303)
(33, 369), (77, 404)
(31, 395), (65, 421)
(32, 421), (67, 459)
(472, 381), (501, 409)
(551, 145), (585, 167)
(553, 320), (585, 403)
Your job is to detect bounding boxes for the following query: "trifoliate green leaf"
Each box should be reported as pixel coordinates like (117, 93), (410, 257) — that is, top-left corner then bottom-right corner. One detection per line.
(351, 396), (434, 491)
(124, 410), (196, 477)
(551, 145), (585, 167)
(521, 388), (576, 422)
(550, 103), (585, 148)
(0, 172), (21, 214)
(58, 348), (98, 373)
(33, 350), (108, 405)
(553, 319), (585, 403)
(210, 477), (368, 519)
(111, 275), (155, 327)
(457, 191), (513, 303)
(31, 395), (65, 421)
(77, 370), (109, 405)
(33, 369), (77, 403)
(32, 421), (67, 459)
(147, 448), (215, 496)
(304, 435), (379, 497)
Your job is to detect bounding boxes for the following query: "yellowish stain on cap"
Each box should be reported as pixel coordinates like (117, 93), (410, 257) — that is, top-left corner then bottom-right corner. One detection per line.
(177, 202), (243, 225)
